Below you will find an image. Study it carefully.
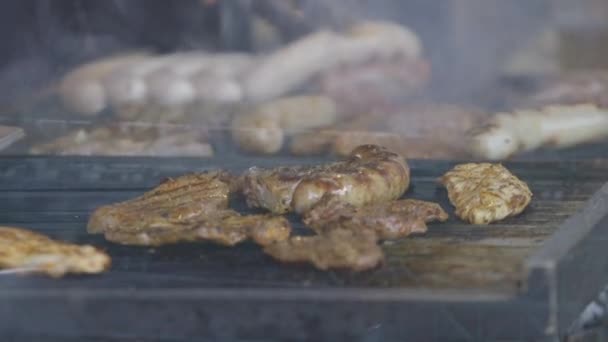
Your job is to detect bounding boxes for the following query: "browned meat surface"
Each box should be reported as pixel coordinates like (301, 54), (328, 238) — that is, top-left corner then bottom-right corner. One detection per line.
(242, 144), (410, 214)
(303, 198), (448, 239)
(264, 228), (383, 272)
(439, 163), (532, 224)
(30, 124), (213, 157)
(289, 104), (485, 159)
(88, 171), (291, 246)
(0, 226), (110, 277)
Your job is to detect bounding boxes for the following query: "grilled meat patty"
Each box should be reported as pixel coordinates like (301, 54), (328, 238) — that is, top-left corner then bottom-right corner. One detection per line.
(242, 144), (410, 214)
(264, 228), (383, 272)
(439, 163), (532, 224)
(88, 171), (291, 246)
(303, 197), (448, 239)
(266, 198), (445, 272)
(0, 226), (110, 277)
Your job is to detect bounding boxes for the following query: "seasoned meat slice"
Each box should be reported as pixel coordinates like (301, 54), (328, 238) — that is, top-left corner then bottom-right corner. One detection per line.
(242, 144), (410, 214)
(88, 171), (234, 234)
(264, 229), (383, 272)
(0, 226), (110, 277)
(88, 171), (291, 247)
(439, 163), (532, 224)
(303, 198), (448, 239)
(102, 213), (291, 247)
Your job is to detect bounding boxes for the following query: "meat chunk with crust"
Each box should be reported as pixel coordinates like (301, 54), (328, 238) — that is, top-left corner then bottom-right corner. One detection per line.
(0, 226), (110, 277)
(88, 171), (291, 246)
(242, 144), (410, 214)
(303, 197), (448, 239)
(439, 163), (532, 224)
(264, 228), (383, 272)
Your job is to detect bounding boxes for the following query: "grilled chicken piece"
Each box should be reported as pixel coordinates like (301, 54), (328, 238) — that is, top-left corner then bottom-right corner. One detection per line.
(88, 172), (291, 246)
(439, 163), (532, 224)
(0, 226), (110, 277)
(303, 198), (448, 239)
(242, 144), (410, 214)
(264, 228), (383, 272)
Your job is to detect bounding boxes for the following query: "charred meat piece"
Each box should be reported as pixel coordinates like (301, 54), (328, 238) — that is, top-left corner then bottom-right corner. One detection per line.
(439, 163), (532, 224)
(0, 226), (110, 277)
(303, 198), (448, 239)
(88, 172), (291, 246)
(264, 228), (383, 272)
(242, 144), (410, 214)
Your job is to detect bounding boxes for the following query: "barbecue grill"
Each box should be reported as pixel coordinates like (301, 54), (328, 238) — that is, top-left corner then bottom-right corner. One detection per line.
(1, 1), (608, 341)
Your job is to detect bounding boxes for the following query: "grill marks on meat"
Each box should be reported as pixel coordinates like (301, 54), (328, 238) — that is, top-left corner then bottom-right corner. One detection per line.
(88, 171), (291, 247)
(264, 229), (384, 272)
(264, 197), (447, 272)
(303, 198), (448, 239)
(439, 163), (532, 224)
(0, 226), (110, 277)
(242, 144), (410, 214)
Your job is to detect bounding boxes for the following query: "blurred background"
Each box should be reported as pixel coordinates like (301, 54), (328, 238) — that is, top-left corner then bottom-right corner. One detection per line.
(1, 0), (608, 160)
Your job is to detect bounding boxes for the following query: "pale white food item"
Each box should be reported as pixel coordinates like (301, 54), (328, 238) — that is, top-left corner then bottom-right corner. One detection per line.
(231, 95), (337, 154)
(242, 20), (422, 101)
(58, 53), (149, 115)
(469, 104), (608, 160)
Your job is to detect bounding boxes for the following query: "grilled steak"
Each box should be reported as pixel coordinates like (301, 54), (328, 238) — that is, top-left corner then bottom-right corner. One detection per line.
(303, 197), (448, 239)
(264, 228), (383, 272)
(0, 226), (110, 277)
(88, 171), (291, 246)
(439, 163), (532, 224)
(242, 144), (410, 214)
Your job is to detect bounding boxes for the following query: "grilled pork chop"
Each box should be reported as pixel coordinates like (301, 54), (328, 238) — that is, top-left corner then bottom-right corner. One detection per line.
(439, 163), (532, 224)
(242, 144), (410, 214)
(303, 197), (448, 239)
(0, 226), (110, 277)
(88, 171), (291, 246)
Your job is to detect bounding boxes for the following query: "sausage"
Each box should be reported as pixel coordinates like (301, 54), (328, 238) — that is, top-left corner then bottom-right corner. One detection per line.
(231, 95), (338, 154)
(468, 104), (608, 160)
(291, 144), (410, 213)
(147, 53), (254, 106)
(242, 20), (422, 101)
(58, 53), (149, 115)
